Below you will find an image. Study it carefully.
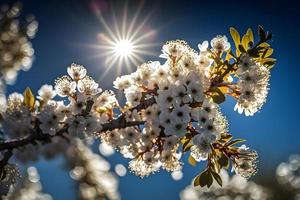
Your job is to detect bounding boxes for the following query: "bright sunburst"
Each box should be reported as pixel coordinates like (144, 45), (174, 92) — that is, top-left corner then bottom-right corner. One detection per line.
(113, 39), (134, 58)
(90, 1), (158, 80)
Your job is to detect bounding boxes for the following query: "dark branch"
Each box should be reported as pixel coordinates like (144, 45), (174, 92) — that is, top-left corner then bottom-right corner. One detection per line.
(101, 96), (156, 132)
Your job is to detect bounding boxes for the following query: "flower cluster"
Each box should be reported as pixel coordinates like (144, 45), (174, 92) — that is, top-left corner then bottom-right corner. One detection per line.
(0, 26), (275, 189)
(1, 63), (117, 140)
(106, 40), (223, 177)
(103, 27), (274, 184)
(232, 145), (258, 179)
(4, 167), (52, 200)
(0, 2), (38, 84)
(53, 63), (118, 138)
(2, 92), (32, 139)
(66, 139), (120, 200)
(234, 53), (270, 116)
(180, 169), (271, 200)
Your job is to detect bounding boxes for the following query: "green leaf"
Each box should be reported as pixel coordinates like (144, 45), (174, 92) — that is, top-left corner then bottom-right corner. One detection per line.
(263, 59), (276, 69)
(199, 170), (213, 188)
(211, 171), (223, 186)
(226, 138), (246, 146)
(218, 153), (229, 169)
(266, 32), (272, 41)
(219, 134), (233, 143)
(229, 27), (240, 48)
(206, 172), (213, 188)
(238, 44), (246, 53)
(23, 87), (35, 110)
(246, 28), (254, 43)
(188, 155), (197, 167)
(210, 87), (225, 104)
(225, 49), (234, 61)
(193, 175), (200, 186)
(261, 48), (273, 58)
(258, 25), (266, 41)
(182, 138), (192, 153)
(241, 34), (250, 50)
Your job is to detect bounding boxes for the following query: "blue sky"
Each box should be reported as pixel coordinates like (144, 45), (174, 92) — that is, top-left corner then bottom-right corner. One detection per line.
(3, 0), (300, 199)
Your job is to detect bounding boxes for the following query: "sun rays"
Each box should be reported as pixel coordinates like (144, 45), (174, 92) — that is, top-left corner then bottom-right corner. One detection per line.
(90, 0), (158, 81)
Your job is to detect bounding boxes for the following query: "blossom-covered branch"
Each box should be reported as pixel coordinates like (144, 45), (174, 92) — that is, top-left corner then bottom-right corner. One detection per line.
(0, 96), (155, 152)
(0, 96), (153, 173)
(0, 25), (276, 189)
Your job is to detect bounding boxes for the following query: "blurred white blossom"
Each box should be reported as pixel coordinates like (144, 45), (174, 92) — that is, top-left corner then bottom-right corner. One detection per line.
(0, 3), (37, 85)
(4, 167), (52, 200)
(65, 139), (120, 200)
(4, 166), (51, 200)
(277, 154), (300, 197)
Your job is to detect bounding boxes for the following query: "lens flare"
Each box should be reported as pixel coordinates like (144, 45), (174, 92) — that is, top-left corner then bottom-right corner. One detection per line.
(88, 1), (158, 81)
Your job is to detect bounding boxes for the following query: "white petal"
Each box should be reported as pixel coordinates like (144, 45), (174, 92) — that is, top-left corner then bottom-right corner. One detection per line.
(198, 41), (209, 52)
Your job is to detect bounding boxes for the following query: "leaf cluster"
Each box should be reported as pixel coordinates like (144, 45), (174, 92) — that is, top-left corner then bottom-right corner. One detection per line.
(229, 25), (276, 69)
(192, 133), (247, 188)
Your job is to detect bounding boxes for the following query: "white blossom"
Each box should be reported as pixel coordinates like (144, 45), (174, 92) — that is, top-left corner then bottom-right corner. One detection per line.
(163, 135), (178, 151)
(156, 87), (175, 108)
(171, 104), (191, 123)
(187, 81), (204, 102)
(191, 133), (216, 161)
(235, 64), (270, 116)
(160, 42), (183, 59)
(37, 84), (56, 103)
(38, 105), (61, 135)
(77, 76), (102, 96)
(122, 127), (140, 144)
(113, 75), (133, 90)
(198, 41), (209, 52)
(67, 63), (87, 81)
(85, 116), (101, 135)
(172, 84), (191, 104)
(94, 90), (118, 109)
(191, 107), (210, 126)
(2, 93), (32, 139)
(124, 85), (142, 107)
(210, 35), (231, 52)
(69, 94), (87, 115)
(67, 116), (86, 138)
(164, 121), (188, 137)
(54, 75), (76, 97)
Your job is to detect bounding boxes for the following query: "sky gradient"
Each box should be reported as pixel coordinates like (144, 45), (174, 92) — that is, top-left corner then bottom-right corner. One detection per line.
(3, 0), (300, 199)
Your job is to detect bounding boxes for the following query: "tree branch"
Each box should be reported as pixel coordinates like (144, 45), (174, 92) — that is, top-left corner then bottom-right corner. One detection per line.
(101, 96), (156, 132)
(0, 97), (156, 154)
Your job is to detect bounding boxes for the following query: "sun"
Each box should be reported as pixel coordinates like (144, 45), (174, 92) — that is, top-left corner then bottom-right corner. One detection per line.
(113, 39), (134, 58)
(88, 1), (158, 81)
